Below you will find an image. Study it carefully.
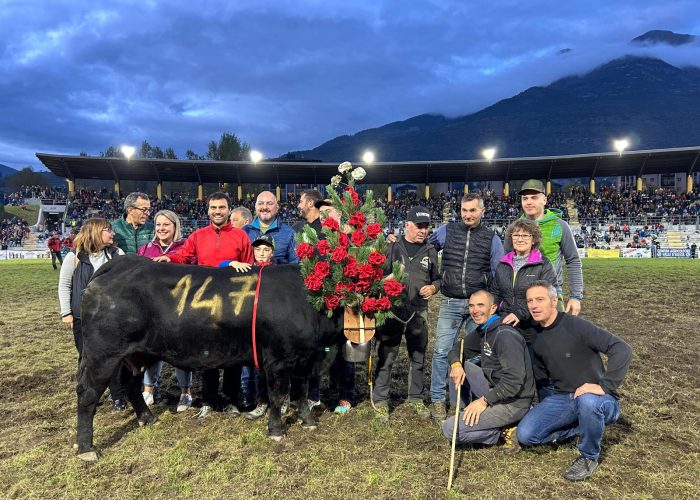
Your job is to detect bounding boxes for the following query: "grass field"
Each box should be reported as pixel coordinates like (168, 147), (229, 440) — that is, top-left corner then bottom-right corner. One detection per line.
(0, 259), (698, 499)
(2, 204), (40, 224)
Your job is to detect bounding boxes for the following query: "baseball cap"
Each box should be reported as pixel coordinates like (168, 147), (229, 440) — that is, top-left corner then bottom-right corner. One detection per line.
(314, 198), (334, 209)
(407, 206), (431, 224)
(252, 234), (275, 249)
(519, 179), (546, 195)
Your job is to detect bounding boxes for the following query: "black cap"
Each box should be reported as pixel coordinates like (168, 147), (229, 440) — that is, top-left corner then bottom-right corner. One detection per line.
(314, 198), (334, 209)
(252, 233), (275, 249)
(407, 206), (431, 224)
(519, 179), (546, 195)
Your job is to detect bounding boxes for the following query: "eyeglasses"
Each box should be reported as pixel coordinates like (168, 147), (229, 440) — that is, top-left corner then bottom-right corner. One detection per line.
(130, 206), (152, 214)
(102, 228), (115, 233)
(512, 234), (533, 240)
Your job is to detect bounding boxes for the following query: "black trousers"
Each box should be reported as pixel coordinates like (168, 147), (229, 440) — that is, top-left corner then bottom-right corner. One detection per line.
(201, 367), (242, 408)
(51, 250), (63, 269)
(372, 310), (428, 405)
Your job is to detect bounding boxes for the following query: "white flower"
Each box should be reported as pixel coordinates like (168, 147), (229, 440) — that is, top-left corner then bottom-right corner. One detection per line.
(330, 175), (342, 187)
(351, 167), (366, 181)
(338, 161), (353, 174)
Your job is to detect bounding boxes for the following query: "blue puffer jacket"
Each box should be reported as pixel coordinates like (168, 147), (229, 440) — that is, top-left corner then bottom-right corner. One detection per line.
(243, 218), (299, 264)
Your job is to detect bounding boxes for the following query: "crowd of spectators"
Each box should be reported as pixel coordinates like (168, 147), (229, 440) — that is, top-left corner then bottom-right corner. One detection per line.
(2, 186), (68, 205)
(573, 186), (700, 224)
(0, 216), (30, 247)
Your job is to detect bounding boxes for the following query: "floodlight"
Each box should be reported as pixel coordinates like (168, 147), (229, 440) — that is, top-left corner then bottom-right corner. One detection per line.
(482, 148), (496, 162)
(613, 139), (629, 156)
(362, 151), (375, 165)
(120, 145), (135, 160)
(250, 150), (263, 164)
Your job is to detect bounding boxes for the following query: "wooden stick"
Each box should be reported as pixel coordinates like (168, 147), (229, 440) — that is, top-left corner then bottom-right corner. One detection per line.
(447, 337), (464, 490)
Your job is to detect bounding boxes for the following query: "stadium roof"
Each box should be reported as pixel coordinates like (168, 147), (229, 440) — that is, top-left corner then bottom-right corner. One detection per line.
(36, 146), (700, 185)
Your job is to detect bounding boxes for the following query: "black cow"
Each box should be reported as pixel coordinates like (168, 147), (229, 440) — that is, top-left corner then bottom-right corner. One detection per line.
(75, 255), (343, 461)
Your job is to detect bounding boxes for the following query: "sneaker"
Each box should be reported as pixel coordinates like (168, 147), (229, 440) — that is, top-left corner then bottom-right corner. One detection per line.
(407, 401), (431, 419)
(501, 426), (521, 454)
(176, 394), (192, 413)
(112, 399), (127, 411)
(429, 402), (446, 421)
(373, 404), (389, 422)
(224, 404), (241, 417)
(308, 399), (321, 411)
(245, 402), (269, 420)
(142, 391), (154, 407)
(281, 396), (290, 415)
(195, 405), (212, 420)
(334, 400), (352, 415)
(564, 455), (599, 481)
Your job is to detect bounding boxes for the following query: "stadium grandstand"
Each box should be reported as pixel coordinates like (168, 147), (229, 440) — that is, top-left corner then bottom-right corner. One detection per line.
(1, 147), (698, 259)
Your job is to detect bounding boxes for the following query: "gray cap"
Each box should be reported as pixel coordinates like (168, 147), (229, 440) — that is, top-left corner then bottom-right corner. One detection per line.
(519, 179), (546, 195)
(407, 206), (431, 224)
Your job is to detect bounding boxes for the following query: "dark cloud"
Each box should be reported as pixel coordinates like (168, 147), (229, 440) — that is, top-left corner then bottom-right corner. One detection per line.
(0, 0), (698, 169)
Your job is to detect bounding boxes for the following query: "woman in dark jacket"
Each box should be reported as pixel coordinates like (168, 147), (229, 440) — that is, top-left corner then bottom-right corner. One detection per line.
(491, 219), (556, 341)
(58, 218), (125, 408)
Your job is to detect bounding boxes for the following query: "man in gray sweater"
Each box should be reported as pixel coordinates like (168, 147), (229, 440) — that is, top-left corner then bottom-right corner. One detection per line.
(441, 290), (534, 446)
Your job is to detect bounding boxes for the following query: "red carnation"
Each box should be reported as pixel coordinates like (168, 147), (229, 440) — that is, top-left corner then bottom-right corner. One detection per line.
(324, 294), (342, 310)
(338, 232), (349, 248)
(376, 296), (392, 311)
(335, 281), (354, 294)
(383, 279), (404, 297)
(313, 260), (330, 278)
(368, 251), (386, 266)
(361, 297), (378, 314)
(355, 279), (372, 292)
(317, 239), (331, 256)
(322, 217), (340, 231)
(359, 263), (375, 280)
(343, 258), (359, 278)
(304, 274), (324, 291)
(296, 243), (315, 259)
(350, 230), (366, 246)
(349, 212), (366, 229)
(344, 186), (361, 206)
(365, 223), (382, 240)
(374, 267), (384, 280)
(331, 246), (348, 263)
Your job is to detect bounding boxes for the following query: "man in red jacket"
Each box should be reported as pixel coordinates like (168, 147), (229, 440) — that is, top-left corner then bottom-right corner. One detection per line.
(47, 232), (63, 270)
(155, 192), (253, 418)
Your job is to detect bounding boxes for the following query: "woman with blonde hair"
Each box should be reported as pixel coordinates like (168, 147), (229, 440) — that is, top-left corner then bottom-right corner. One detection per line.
(58, 218), (126, 409)
(137, 209), (193, 412)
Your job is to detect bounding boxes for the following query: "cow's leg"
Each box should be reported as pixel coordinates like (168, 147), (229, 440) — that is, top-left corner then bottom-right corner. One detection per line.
(266, 370), (289, 441)
(290, 375), (316, 430)
(125, 370), (158, 427)
(76, 356), (121, 461)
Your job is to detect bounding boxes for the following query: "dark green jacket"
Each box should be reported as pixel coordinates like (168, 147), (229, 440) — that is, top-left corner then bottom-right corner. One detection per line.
(112, 216), (154, 255)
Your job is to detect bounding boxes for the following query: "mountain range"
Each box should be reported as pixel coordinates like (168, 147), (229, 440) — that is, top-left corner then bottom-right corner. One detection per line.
(295, 32), (700, 162)
(0, 164), (17, 177)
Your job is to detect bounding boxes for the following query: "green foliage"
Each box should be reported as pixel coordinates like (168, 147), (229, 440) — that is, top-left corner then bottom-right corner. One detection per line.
(5, 167), (51, 191)
(206, 132), (250, 161)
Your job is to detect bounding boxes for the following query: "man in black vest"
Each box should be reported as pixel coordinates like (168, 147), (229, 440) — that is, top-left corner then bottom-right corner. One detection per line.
(427, 193), (504, 420)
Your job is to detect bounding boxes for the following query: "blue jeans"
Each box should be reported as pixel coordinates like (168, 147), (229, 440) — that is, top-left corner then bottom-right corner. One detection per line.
(517, 392), (620, 461)
(143, 361), (192, 389)
(430, 297), (476, 404)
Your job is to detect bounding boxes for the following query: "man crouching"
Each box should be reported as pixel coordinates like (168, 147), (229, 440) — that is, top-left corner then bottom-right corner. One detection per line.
(516, 281), (632, 481)
(442, 290), (534, 448)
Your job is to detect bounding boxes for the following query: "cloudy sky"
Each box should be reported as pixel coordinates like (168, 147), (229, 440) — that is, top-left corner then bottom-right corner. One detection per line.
(1, 0), (699, 169)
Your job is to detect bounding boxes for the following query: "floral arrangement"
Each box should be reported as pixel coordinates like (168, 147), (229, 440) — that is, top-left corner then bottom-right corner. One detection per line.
(296, 161), (406, 326)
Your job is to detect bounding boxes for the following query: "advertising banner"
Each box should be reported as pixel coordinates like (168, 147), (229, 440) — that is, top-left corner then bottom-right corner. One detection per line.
(586, 249), (620, 258)
(622, 248), (652, 258)
(657, 248), (692, 258)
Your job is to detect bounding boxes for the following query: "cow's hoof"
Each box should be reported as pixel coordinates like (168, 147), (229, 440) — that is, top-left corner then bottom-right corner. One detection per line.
(268, 434), (285, 442)
(77, 450), (99, 462)
(138, 414), (159, 427)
